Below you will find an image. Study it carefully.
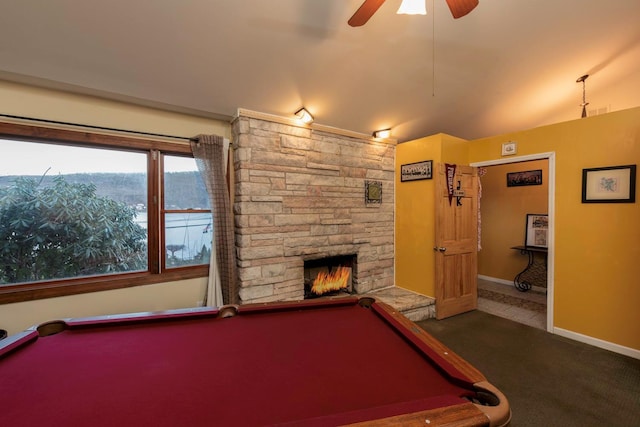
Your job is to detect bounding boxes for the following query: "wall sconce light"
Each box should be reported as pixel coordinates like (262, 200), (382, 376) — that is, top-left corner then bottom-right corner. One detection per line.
(397, 0), (427, 15)
(373, 128), (392, 139)
(294, 107), (314, 124)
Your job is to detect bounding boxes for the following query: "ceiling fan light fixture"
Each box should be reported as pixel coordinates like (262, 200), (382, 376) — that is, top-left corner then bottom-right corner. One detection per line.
(397, 0), (427, 15)
(294, 107), (314, 124)
(373, 128), (392, 139)
(445, 0), (479, 19)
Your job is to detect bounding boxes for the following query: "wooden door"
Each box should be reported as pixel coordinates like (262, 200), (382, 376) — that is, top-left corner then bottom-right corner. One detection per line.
(434, 164), (478, 319)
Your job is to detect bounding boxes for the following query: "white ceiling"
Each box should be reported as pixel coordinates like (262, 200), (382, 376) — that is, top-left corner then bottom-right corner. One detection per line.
(1, 0), (639, 142)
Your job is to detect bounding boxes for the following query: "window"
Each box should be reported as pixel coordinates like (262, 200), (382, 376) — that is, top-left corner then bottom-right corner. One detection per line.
(162, 155), (212, 269)
(0, 123), (211, 304)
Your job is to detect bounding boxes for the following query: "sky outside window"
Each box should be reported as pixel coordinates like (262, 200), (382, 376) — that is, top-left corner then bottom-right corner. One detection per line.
(0, 139), (197, 175)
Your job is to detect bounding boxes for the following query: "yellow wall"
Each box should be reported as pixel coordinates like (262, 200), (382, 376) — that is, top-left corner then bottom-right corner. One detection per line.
(469, 108), (640, 351)
(478, 160), (549, 282)
(395, 133), (469, 297)
(0, 80), (232, 334)
(395, 135), (440, 296)
(441, 134), (470, 164)
(397, 108), (639, 352)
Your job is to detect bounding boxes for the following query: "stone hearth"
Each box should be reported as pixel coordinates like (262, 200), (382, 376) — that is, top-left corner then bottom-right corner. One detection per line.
(233, 111), (395, 304)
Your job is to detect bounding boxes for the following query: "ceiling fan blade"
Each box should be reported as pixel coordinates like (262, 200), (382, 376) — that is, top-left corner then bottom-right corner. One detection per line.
(445, 0), (479, 19)
(348, 0), (387, 27)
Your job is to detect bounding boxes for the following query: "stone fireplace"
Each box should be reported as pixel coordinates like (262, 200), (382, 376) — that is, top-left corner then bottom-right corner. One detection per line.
(232, 110), (395, 304)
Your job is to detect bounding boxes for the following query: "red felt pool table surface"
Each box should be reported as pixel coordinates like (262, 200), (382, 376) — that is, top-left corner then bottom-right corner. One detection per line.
(0, 297), (510, 426)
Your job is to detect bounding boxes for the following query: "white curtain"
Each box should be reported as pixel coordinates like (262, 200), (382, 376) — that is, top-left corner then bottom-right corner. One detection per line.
(206, 241), (223, 307)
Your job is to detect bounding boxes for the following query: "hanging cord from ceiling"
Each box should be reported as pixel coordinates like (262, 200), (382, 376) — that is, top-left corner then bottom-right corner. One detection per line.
(0, 113), (200, 142)
(432, 0), (436, 97)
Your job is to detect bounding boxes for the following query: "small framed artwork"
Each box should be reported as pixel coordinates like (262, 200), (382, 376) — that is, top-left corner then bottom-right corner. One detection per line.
(501, 141), (517, 156)
(400, 160), (432, 182)
(507, 169), (543, 187)
(364, 180), (382, 205)
(525, 214), (548, 248)
(582, 165), (636, 203)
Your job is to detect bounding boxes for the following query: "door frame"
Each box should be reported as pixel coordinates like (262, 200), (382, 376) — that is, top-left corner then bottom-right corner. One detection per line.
(471, 152), (555, 333)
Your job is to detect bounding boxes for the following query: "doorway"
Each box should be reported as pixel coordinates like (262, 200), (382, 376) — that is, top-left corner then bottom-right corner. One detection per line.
(471, 153), (555, 332)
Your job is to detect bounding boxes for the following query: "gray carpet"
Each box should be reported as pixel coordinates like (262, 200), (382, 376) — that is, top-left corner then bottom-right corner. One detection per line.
(417, 311), (640, 427)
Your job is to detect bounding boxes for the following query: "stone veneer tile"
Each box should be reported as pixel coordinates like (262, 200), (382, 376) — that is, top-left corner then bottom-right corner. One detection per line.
(233, 114), (395, 304)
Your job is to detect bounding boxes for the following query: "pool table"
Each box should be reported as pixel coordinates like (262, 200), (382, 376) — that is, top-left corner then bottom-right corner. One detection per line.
(0, 296), (510, 426)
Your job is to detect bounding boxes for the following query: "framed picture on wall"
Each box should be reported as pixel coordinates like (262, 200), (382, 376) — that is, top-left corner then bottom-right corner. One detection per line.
(506, 169), (542, 187)
(501, 141), (517, 156)
(582, 164), (636, 203)
(400, 160), (432, 182)
(525, 214), (548, 248)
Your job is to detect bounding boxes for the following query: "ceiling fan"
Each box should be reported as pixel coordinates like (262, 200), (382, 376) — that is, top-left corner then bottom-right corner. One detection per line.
(348, 0), (479, 27)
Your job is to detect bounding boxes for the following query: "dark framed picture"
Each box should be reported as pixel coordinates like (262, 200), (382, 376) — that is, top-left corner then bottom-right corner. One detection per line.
(364, 180), (382, 205)
(400, 160), (432, 182)
(507, 169), (542, 187)
(525, 214), (548, 248)
(582, 164), (636, 203)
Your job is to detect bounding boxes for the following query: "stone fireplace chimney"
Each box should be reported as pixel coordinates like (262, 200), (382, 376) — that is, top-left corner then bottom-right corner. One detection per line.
(232, 110), (395, 304)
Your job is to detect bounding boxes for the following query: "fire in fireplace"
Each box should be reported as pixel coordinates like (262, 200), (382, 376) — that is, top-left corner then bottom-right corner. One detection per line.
(304, 255), (356, 299)
(311, 266), (351, 296)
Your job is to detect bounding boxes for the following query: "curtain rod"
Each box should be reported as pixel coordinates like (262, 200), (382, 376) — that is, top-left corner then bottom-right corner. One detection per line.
(0, 113), (200, 142)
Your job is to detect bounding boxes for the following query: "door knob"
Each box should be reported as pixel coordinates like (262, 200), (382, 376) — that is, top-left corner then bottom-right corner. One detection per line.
(433, 247), (447, 252)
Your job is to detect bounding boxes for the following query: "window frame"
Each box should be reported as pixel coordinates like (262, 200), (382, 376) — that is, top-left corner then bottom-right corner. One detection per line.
(160, 153), (213, 271)
(0, 122), (209, 304)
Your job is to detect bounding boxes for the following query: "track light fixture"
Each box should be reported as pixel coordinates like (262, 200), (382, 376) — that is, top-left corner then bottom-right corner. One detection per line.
(373, 128), (391, 139)
(294, 107), (314, 124)
(576, 74), (589, 118)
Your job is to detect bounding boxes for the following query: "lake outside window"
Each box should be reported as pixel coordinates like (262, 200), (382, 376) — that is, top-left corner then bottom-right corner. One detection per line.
(162, 155), (212, 269)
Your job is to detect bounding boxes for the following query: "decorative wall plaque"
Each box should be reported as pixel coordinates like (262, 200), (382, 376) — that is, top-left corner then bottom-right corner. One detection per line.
(365, 180), (382, 205)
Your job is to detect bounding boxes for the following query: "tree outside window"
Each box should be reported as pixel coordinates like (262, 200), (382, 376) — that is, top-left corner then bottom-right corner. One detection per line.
(0, 129), (211, 301)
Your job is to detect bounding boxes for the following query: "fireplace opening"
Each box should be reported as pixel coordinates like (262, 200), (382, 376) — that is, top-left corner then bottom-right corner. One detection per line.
(304, 255), (356, 299)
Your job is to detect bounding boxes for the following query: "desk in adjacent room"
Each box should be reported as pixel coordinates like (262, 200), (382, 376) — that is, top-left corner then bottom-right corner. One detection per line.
(1, 297), (510, 427)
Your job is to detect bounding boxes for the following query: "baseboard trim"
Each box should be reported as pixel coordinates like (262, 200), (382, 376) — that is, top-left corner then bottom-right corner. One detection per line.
(477, 275), (512, 286)
(554, 327), (640, 360)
